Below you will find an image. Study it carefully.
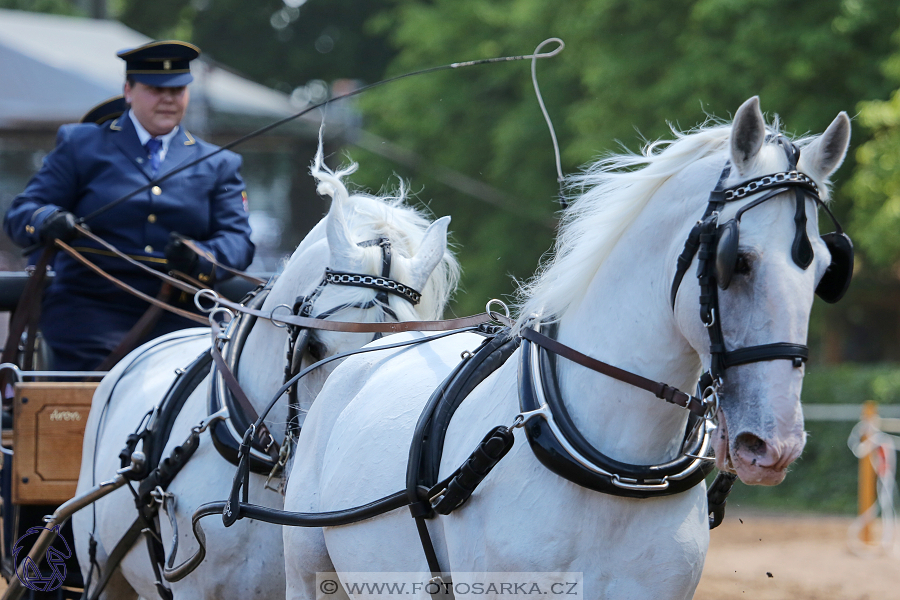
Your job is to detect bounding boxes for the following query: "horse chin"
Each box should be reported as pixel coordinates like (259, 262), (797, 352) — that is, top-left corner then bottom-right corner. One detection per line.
(712, 409), (790, 486)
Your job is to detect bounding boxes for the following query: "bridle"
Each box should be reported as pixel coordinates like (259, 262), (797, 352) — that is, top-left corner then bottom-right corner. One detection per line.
(670, 135), (854, 393)
(280, 237), (422, 445)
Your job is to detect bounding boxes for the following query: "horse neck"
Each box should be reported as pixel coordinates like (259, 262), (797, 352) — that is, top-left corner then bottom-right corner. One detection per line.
(554, 165), (713, 465)
(235, 241), (329, 429)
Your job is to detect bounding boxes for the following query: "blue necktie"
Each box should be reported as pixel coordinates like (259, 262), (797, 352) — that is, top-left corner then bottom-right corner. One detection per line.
(145, 138), (162, 176)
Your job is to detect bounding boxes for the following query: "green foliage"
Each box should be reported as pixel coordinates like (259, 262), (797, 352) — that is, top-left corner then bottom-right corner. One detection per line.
(115, 0), (396, 91)
(804, 362), (900, 404)
(352, 0), (900, 315)
(848, 90), (900, 267)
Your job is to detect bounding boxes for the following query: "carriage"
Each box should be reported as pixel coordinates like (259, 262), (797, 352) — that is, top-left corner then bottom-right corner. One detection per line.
(0, 271), (264, 597)
(0, 45), (856, 598)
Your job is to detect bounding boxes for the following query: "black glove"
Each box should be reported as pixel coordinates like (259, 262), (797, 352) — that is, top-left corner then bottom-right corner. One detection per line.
(164, 232), (199, 275)
(39, 210), (79, 245)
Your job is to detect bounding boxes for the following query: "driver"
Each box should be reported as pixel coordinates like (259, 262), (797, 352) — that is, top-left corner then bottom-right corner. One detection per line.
(3, 40), (254, 371)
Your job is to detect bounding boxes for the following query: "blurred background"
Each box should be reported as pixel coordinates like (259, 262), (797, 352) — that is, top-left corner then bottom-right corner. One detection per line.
(2, 0), (900, 525)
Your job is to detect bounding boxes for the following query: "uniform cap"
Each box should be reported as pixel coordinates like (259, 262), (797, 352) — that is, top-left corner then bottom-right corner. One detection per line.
(117, 40), (201, 87)
(80, 95), (128, 125)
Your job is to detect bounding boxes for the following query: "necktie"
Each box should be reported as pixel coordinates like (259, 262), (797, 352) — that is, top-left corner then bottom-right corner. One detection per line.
(145, 138), (162, 176)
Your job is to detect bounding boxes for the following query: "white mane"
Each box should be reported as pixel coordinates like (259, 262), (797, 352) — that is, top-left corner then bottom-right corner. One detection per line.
(308, 151), (460, 321)
(513, 121), (829, 333)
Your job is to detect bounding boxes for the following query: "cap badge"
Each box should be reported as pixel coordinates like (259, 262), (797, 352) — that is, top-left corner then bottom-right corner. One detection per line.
(163, 60), (171, 70)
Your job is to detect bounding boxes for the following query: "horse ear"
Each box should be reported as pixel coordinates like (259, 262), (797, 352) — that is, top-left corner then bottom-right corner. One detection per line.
(798, 112), (851, 181)
(322, 178), (366, 269)
(730, 96), (766, 176)
(406, 216), (450, 292)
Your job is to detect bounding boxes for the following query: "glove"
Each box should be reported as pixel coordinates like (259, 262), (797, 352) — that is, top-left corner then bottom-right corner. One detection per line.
(164, 232), (199, 275)
(39, 210), (79, 245)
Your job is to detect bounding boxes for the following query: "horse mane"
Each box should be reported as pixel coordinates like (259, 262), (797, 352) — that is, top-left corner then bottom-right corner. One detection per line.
(512, 119), (827, 334)
(309, 148), (460, 322)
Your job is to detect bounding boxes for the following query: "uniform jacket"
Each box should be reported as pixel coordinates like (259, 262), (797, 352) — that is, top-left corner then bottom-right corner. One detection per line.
(3, 111), (254, 301)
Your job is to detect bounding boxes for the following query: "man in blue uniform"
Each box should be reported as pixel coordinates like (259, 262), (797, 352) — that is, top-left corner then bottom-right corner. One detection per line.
(3, 40), (254, 371)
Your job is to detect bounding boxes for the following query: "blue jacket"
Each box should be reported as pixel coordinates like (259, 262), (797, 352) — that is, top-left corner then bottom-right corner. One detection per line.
(4, 111), (254, 299)
(3, 112), (255, 369)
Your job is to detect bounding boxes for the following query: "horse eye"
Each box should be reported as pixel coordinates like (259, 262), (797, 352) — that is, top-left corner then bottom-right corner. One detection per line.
(307, 338), (326, 361)
(734, 252), (753, 276)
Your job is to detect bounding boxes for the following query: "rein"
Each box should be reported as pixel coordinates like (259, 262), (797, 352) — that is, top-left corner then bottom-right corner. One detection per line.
(55, 224), (492, 334)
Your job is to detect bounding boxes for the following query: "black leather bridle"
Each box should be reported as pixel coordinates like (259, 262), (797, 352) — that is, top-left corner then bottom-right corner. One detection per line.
(282, 237), (423, 440)
(670, 136), (854, 388)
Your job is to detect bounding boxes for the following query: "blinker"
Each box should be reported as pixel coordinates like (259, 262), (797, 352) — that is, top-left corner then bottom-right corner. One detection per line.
(815, 231), (854, 303)
(714, 219), (740, 290)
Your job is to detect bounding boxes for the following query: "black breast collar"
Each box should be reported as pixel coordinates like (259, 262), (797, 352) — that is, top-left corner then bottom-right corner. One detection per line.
(517, 323), (715, 499)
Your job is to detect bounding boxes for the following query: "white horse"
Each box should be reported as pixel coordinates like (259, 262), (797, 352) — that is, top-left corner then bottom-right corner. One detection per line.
(72, 153), (459, 600)
(283, 97), (851, 599)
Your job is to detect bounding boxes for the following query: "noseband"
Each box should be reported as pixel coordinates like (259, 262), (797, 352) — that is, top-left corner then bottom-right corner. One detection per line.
(670, 136), (854, 387)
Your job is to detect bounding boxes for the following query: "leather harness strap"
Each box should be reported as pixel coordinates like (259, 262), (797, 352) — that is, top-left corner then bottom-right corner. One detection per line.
(55, 239), (208, 325)
(519, 327), (706, 417)
(209, 317), (281, 461)
(177, 237), (266, 286)
(85, 516), (146, 600)
(1, 247), (54, 369)
(66, 225), (492, 334)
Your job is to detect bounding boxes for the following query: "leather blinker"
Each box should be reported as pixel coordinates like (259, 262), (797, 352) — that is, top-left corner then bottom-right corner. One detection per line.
(815, 231), (854, 303)
(715, 219), (740, 290)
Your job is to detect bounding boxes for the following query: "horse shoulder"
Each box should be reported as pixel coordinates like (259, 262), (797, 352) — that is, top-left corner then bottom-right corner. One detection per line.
(312, 331), (483, 507)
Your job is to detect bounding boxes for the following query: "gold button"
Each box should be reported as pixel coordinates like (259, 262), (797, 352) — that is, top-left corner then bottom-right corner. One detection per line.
(25, 225), (35, 234)
(147, 214), (157, 223)
(145, 245), (153, 253)
(151, 186), (162, 196)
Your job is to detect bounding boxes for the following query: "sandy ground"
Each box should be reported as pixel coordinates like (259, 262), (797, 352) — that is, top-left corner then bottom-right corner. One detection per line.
(0, 511), (896, 598)
(695, 510), (898, 600)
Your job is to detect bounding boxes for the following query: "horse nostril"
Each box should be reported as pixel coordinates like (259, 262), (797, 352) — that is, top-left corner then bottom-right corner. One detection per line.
(734, 432), (767, 465)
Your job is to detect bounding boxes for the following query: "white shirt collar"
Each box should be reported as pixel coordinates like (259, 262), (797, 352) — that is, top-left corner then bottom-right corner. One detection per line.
(128, 110), (180, 162)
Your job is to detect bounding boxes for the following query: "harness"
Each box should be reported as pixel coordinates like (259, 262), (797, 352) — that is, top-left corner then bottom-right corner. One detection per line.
(198, 138), (856, 593)
(85, 237), (434, 599)
(77, 138), (854, 597)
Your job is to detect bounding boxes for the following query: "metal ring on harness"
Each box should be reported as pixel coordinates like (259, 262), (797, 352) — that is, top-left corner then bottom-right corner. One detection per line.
(485, 299), (510, 324)
(701, 384), (720, 421)
(269, 304), (293, 329)
(193, 288), (221, 313)
(207, 307), (235, 329)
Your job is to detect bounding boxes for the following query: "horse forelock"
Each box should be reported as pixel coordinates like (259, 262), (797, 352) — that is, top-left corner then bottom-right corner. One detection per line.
(280, 169), (459, 321)
(512, 119), (831, 334)
(340, 192), (459, 321)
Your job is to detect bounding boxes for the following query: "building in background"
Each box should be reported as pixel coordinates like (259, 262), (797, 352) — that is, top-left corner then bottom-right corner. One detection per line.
(0, 8), (356, 272)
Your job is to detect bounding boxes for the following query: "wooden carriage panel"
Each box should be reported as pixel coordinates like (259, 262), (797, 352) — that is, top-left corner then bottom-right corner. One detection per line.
(12, 382), (98, 504)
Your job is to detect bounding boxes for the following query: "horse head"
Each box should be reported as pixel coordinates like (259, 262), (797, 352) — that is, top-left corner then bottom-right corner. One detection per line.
(676, 97), (851, 485)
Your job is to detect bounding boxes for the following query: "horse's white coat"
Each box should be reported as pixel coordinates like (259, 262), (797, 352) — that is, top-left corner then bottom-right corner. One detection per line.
(72, 153), (458, 599)
(283, 99), (852, 599)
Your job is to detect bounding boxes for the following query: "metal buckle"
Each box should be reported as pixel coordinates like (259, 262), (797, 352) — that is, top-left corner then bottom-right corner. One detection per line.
(264, 443), (291, 493)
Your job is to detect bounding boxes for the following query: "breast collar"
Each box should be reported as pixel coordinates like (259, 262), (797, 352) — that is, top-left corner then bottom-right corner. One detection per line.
(517, 322), (715, 499)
